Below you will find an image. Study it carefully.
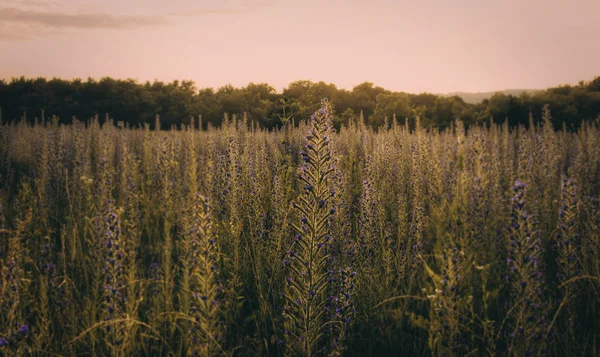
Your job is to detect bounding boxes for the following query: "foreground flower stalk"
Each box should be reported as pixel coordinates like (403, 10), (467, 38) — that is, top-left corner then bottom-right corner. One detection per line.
(283, 99), (339, 356)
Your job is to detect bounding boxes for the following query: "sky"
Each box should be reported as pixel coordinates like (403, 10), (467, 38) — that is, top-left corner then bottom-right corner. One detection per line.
(0, 0), (599, 93)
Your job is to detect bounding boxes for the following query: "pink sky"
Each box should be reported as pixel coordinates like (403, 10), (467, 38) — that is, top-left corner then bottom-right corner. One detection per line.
(0, 0), (599, 93)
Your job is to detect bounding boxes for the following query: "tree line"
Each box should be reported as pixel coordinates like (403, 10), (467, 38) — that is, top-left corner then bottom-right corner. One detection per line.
(0, 76), (599, 129)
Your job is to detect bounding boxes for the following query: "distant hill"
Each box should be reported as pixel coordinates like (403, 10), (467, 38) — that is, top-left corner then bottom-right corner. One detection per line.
(442, 89), (542, 104)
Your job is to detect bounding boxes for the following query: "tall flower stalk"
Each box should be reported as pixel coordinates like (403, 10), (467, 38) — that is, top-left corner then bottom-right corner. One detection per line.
(554, 176), (581, 354)
(555, 177), (581, 286)
(102, 205), (126, 354)
(187, 194), (223, 357)
(283, 99), (338, 356)
(505, 181), (549, 356)
(0, 209), (31, 354)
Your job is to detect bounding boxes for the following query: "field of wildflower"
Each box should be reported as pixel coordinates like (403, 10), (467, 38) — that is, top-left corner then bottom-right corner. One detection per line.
(0, 100), (599, 356)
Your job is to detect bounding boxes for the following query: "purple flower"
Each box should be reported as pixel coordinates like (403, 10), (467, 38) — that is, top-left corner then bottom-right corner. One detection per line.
(19, 325), (29, 335)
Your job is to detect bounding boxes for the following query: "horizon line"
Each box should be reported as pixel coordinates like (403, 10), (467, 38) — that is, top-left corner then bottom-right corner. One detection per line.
(2, 74), (598, 95)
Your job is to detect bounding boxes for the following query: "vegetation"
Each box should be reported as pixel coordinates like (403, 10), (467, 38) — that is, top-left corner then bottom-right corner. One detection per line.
(0, 100), (599, 356)
(441, 89), (540, 105)
(1, 76), (600, 130)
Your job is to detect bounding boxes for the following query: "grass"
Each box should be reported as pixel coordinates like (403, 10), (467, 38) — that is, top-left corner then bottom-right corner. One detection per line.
(0, 104), (599, 356)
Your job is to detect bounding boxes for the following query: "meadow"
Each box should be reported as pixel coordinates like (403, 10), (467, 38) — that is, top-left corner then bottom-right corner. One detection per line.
(0, 100), (599, 356)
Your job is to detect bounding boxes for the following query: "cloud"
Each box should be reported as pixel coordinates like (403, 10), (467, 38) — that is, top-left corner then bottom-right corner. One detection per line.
(168, 0), (273, 16)
(6, 0), (61, 8)
(0, 1), (272, 41)
(0, 21), (56, 40)
(0, 7), (168, 30)
(0, 29), (32, 41)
